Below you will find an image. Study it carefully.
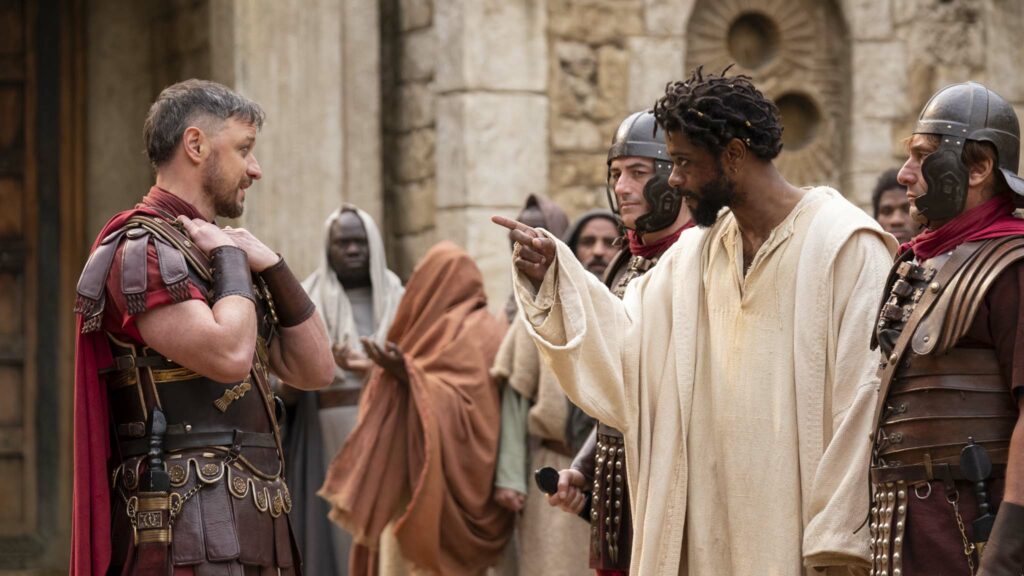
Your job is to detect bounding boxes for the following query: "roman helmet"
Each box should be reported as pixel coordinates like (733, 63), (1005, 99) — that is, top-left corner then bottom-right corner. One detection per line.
(606, 110), (682, 234)
(913, 82), (1024, 222)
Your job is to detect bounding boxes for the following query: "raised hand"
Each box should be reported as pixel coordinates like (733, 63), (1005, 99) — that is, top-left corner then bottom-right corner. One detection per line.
(332, 344), (373, 374)
(361, 338), (409, 384)
(491, 215), (557, 289)
(177, 216), (236, 255)
(546, 468), (587, 514)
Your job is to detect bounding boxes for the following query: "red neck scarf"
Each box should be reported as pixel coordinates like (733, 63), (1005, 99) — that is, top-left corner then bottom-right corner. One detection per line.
(902, 195), (1024, 260)
(627, 220), (694, 259)
(140, 186), (207, 221)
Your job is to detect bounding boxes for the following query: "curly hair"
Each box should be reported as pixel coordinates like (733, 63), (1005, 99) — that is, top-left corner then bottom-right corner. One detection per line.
(653, 66), (783, 161)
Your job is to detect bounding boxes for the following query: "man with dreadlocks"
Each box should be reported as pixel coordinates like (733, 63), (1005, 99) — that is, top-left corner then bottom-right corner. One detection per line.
(493, 68), (897, 575)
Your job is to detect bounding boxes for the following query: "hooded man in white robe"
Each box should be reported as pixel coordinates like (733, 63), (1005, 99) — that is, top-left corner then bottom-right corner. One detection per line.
(284, 205), (404, 576)
(494, 68), (898, 576)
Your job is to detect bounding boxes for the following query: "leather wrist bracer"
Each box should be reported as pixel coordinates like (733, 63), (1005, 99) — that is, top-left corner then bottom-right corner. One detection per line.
(209, 245), (255, 305)
(979, 500), (1024, 575)
(260, 256), (315, 327)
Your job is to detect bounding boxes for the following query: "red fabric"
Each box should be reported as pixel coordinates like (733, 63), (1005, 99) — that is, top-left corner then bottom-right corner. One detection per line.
(901, 194), (1024, 260)
(596, 571), (628, 576)
(71, 189), (206, 576)
(626, 220), (694, 259)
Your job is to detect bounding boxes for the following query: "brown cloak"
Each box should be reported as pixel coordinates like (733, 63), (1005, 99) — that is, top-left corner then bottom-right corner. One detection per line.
(319, 241), (512, 575)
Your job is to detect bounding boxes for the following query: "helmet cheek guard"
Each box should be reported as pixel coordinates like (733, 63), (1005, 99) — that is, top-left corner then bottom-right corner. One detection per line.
(912, 82), (1024, 220)
(606, 109), (682, 233)
(917, 145), (969, 223)
(634, 164), (682, 234)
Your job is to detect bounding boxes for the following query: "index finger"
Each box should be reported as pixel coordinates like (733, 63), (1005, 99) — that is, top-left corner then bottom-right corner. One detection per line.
(491, 215), (535, 234)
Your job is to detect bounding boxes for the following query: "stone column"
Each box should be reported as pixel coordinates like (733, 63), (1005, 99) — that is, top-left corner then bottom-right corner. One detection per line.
(434, 0), (549, 310)
(213, 0), (381, 279)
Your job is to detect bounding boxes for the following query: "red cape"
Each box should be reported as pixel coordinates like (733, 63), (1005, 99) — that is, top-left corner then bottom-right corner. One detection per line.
(71, 206), (158, 576)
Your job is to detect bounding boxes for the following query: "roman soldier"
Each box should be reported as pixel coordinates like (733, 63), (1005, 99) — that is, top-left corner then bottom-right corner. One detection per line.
(71, 79), (334, 575)
(870, 82), (1024, 576)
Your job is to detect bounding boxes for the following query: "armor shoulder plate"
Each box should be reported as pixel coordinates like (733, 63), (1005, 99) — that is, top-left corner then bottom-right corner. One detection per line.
(75, 214), (203, 332)
(913, 235), (1024, 355)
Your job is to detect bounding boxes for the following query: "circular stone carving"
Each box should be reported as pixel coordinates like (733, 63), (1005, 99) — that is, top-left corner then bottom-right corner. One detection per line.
(727, 12), (780, 70)
(775, 92), (821, 151)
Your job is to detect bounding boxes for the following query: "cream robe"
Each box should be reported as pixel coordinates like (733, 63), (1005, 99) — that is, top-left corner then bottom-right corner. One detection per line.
(514, 187), (898, 576)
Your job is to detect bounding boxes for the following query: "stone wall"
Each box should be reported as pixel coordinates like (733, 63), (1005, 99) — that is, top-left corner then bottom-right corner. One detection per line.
(844, 0), (1024, 209)
(382, 0), (439, 277)
(383, 0), (549, 311)
(546, 0), (688, 215)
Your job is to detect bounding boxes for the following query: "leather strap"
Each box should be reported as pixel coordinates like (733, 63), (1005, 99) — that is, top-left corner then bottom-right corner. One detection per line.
(870, 462), (1007, 484)
(259, 257), (315, 327)
(119, 430), (278, 457)
(209, 245), (255, 304)
(872, 241), (987, 432)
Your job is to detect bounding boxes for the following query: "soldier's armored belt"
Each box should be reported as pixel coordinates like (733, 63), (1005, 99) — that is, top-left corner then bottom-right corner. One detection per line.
(873, 347), (1017, 476)
(118, 429), (278, 458)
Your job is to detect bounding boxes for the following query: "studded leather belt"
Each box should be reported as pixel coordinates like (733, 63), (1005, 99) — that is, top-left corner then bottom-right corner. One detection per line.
(119, 429), (277, 457)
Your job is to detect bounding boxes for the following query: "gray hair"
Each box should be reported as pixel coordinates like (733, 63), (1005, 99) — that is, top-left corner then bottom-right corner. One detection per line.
(143, 79), (265, 168)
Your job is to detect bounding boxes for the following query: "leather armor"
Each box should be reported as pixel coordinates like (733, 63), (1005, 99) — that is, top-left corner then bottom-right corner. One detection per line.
(869, 236), (1024, 575)
(76, 214), (299, 574)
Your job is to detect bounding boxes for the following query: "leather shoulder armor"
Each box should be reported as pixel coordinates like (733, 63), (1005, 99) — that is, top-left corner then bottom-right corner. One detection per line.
(75, 214), (209, 332)
(913, 235), (1024, 356)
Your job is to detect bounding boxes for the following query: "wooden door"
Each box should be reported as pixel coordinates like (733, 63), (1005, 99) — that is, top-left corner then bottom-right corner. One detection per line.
(0, 0), (38, 540)
(0, 0), (81, 570)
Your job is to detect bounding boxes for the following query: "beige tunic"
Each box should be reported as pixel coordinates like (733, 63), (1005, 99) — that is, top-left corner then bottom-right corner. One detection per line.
(514, 187), (898, 575)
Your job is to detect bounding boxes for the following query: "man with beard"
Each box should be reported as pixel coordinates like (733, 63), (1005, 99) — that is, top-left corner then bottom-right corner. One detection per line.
(872, 168), (915, 244)
(71, 79), (334, 575)
(493, 68), (897, 575)
(542, 110), (692, 576)
(284, 206), (404, 576)
(565, 210), (619, 279)
(867, 82), (1024, 576)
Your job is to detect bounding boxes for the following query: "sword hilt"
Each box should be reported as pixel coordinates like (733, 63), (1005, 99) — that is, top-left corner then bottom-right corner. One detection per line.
(140, 407), (170, 492)
(961, 437), (996, 545)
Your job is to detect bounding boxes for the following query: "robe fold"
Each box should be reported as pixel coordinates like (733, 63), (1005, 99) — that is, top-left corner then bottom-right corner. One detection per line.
(513, 187), (898, 575)
(319, 241), (513, 575)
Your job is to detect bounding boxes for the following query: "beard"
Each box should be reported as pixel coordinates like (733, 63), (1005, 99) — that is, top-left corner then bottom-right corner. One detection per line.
(584, 257), (609, 277)
(202, 150), (248, 219)
(685, 169), (736, 228)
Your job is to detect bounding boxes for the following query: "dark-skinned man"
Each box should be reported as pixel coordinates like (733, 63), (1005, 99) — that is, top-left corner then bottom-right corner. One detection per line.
(284, 205), (403, 576)
(493, 68), (897, 575)
(72, 79), (334, 576)
(867, 82), (1024, 576)
(872, 167), (915, 244)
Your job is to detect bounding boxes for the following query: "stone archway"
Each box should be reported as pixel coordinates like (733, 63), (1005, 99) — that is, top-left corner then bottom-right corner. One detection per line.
(686, 0), (850, 190)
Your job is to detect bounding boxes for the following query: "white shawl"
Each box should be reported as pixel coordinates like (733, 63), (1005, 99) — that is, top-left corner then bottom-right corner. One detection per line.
(302, 206), (404, 380)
